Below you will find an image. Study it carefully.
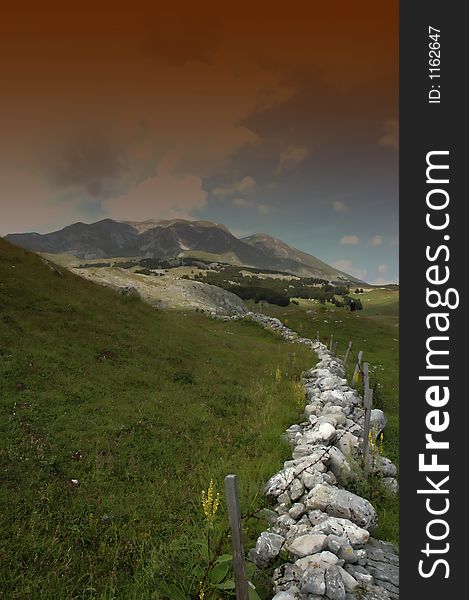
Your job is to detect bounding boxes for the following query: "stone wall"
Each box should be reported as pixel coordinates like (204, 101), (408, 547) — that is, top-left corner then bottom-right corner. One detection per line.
(245, 312), (399, 600)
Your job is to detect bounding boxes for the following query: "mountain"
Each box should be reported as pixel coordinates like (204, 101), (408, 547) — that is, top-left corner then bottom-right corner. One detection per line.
(5, 218), (364, 283)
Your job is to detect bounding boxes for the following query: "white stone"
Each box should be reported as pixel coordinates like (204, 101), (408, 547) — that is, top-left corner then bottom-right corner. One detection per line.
(286, 534), (327, 557)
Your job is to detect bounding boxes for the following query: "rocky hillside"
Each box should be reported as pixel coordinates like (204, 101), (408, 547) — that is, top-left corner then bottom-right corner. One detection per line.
(5, 218), (364, 283)
(72, 262), (247, 315)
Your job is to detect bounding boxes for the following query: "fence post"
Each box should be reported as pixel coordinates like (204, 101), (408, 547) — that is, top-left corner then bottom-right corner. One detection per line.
(225, 474), (249, 600)
(351, 350), (363, 388)
(316, 330), (319, 341)
(361, 363), (373, 474)
(333, 341), (338, 356)
(343, 341), (353, 370)
(329, 333), (334, 352)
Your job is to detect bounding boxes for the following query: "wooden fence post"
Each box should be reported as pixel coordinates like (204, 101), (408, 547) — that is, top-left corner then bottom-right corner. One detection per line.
(351, 350), (363, 388)
(329, 333), (334, 352)
(343, 341), (353, 370)
(225, 475), (249, 600)
(333, 341), (338, 356)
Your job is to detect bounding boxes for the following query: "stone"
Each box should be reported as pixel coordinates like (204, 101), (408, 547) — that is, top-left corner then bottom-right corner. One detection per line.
(335, 431), (359, 456)
(344, 564), (374, 587)
(302, 471), (326, 490)
(259, 508), (278, 525)
(310, 513), (370, 546)
(327, 446), (353, 484)
(265, 467), (296, 499)
(289, 503), (306, 520)
(306, 485), (377, 531)
(381, 477), (399, 494)
(323, 471), (337, 486)
(337, 566), (358, 592)
(370, 409), (387, 436)
(308, 510), (329, 525)
(271, 592), (298, 600)
(295, 551), (342, 572)
(300, 423), (336, 446)
(299, 566), (326, 595)
(325, 564), (346, 600)
(286, 534), (327, 557)
(278, 491), (292, 506)
(290, 478), (305, 502)
(370, 456), (397, 478)
(326, 534), (345, 554)
(357, 586), (392, 599)
(317, 376), (348, 391)
(274, 514), (297, 535)
(249, 531), (285, 567)
(315, 550), (342, 565)
(294, 452), (329, 475)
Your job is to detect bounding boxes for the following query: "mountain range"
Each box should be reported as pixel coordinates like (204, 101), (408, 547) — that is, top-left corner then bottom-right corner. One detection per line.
(5, 218), (364, 283)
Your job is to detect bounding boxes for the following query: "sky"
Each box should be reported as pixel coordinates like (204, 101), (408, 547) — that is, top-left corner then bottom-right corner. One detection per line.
(0, 1), (398, 284)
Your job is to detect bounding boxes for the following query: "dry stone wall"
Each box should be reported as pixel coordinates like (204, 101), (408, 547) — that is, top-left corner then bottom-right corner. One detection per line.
(245, 312), (399, 600)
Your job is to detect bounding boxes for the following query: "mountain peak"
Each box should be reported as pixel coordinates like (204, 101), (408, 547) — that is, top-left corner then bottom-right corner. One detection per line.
(4, 218), (365, 283)
(123, 218), (230, 234)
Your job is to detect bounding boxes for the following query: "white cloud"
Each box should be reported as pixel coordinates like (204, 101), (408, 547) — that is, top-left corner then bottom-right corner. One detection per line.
(340, 235), (360, 245)
(212, 176), (256, 198)
(0, 167), (86, 235)
(104, 160), (208, 221)
(332, 200), (349, 213)
(277, 144), (310, 172)
(378, 264), (387, 273)
(257, 203), (273, 215)
(379, 119), (399, 150)
(370, 235), (383, 246)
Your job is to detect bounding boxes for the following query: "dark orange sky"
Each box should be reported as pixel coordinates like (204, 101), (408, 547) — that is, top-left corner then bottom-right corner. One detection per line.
(0, 1), (398, 283)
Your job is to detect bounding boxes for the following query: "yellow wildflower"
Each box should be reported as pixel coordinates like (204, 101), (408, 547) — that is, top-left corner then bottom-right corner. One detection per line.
(275, 366), (282, 384)
(201, 479), (220, 522)
(292, 380), (304, 408)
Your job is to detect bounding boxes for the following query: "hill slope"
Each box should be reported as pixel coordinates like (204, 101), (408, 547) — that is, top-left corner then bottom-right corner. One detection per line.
(5, 218), (364, 283)
(0, 238), (312, 598)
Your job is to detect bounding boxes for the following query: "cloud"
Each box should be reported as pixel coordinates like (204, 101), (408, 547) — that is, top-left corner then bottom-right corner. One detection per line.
(277, 144), (310, 172)
(340, 235), (360, 245)
(212, 176), (256, 198)
(369, 277), (390, 286)
(0, 167), (91, 236)
(378, 264), (387, 273)
(332, 200), (349, 213)
(332, 259), (367, 281)
(370, 235), (383, 246)
(258, 203), (273, 215)
(232, 197), (252, 207)
(379, 119), (399, 150)
(103, 160), (208, 221)
(39, 132), (131, 199)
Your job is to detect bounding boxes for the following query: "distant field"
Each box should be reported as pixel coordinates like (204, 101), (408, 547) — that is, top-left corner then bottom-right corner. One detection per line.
(1, 240), (314, 599)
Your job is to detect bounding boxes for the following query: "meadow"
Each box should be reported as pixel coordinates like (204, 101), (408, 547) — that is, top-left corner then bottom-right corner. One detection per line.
(0, 240), (313, 599)
(0, 240), (399, 598)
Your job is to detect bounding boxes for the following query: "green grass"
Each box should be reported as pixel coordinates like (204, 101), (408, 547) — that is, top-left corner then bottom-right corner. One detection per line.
(248, 289), (399, 545)
(0, 240), (314, 599)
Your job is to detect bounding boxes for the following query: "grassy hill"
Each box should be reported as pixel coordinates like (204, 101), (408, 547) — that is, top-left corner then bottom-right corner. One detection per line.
(0, 239), (314, 599)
